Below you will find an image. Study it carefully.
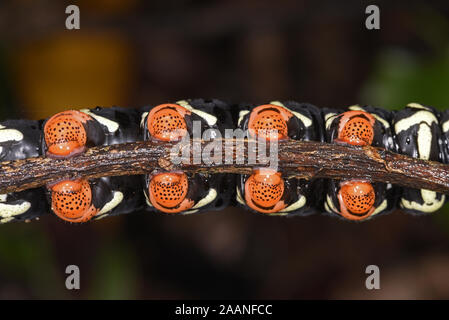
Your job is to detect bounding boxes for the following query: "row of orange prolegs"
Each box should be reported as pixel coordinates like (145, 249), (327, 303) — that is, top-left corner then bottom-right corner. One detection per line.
(334, 111), (376, 220)
(44, 104), (378, 222)
(243, 106), (377, 220)
(45, 111), (98, 222)
(44, 105), (195, 222)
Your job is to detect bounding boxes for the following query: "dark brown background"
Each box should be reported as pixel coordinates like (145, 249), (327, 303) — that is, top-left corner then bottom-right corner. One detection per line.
(0, 0), (449, 299)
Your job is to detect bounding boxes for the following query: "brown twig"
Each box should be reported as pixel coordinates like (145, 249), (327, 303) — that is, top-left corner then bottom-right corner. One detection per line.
(0, 138), (449, 194)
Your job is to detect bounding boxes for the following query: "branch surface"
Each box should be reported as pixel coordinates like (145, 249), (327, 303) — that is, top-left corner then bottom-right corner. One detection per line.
(1, 138), (449, 194)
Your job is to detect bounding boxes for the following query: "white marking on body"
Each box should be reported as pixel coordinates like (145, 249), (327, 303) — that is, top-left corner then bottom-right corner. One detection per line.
(177, 100), (218, 126)
(394, 110), (437, 134)
(326, 194), (338, 213)
(324, 201), (331, 213)
(94, 191), (125, 220)
(422, 189), (441, 204)
(265, 211), (289, 216)
(183, 189), (218, 214)
(407, 102), (430, 111)
(0, 128), (24, 143)
(270, 101), (313, 127)
(401, 190), (445, 213)
(0, 201), (31, 219)
(442, 119), (449, 133)
(80, 109), (119, 133)
(280, 195), (306, 213)
(238, 110), (250, 126)
(324, 113), (337, 130)
(0, 217), (14, 224)
(372, 199), (387, 216)
(143, 190), (152, 207)
(236, 187), (245, 205)
(140, 112), (148, 129)
(417, 123), (432, 160)
(192, 188), (217, 209)
(93, 214), (107, 220)
(98, 191), (124, 214)
(0, 194), (7, 202)
(349, 105), (390, 129)
(182, 209), (198, 215)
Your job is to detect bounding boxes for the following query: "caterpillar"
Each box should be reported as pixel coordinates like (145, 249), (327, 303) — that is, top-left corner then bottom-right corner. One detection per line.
(0, 99), (448, 224)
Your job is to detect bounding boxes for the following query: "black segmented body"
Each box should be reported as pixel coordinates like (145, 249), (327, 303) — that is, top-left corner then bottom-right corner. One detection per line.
(0, 99), (448, 223)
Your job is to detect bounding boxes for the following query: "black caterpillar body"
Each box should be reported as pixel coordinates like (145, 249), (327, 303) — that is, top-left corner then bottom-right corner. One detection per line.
(0, 99), (447, 223)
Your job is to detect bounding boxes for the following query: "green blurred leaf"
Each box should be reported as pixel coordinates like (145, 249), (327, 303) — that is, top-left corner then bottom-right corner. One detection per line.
(0, 224), (66, 298)
(361, 45), (449, 229)
(361, 48), (449, 111)
(88, 241), (138, 299)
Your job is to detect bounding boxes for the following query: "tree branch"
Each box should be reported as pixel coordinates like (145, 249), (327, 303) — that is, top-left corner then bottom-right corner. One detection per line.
(1, 138), (449, 194)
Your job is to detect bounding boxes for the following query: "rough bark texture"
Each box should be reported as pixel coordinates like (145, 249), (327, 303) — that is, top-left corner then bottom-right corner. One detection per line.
(1, 138), (449, 194)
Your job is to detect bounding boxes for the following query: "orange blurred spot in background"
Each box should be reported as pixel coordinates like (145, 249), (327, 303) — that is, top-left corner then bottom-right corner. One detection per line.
(13, 32), (135, 119)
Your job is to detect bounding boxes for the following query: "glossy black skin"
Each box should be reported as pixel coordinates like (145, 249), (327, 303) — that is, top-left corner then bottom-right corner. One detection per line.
(440, 109), (449, 164)
(392, 105), (442, 161)
(0, 119), (42, 161)
(70, 107), (145, 219)
(89, 106), (142, 145)
(212, 173), (236, 212)
(99, 176), (145, 217)
(238, 101), (324, 142)
(4, 188), (50, 222)
(362, 105), (397, 152)
(0, 120), (48, 222)
(188, 98), (235, 137)
(392, 104), (446, 215)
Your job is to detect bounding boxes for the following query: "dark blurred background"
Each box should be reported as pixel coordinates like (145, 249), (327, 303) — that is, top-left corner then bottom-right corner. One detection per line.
(1, 0), (449, 299)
